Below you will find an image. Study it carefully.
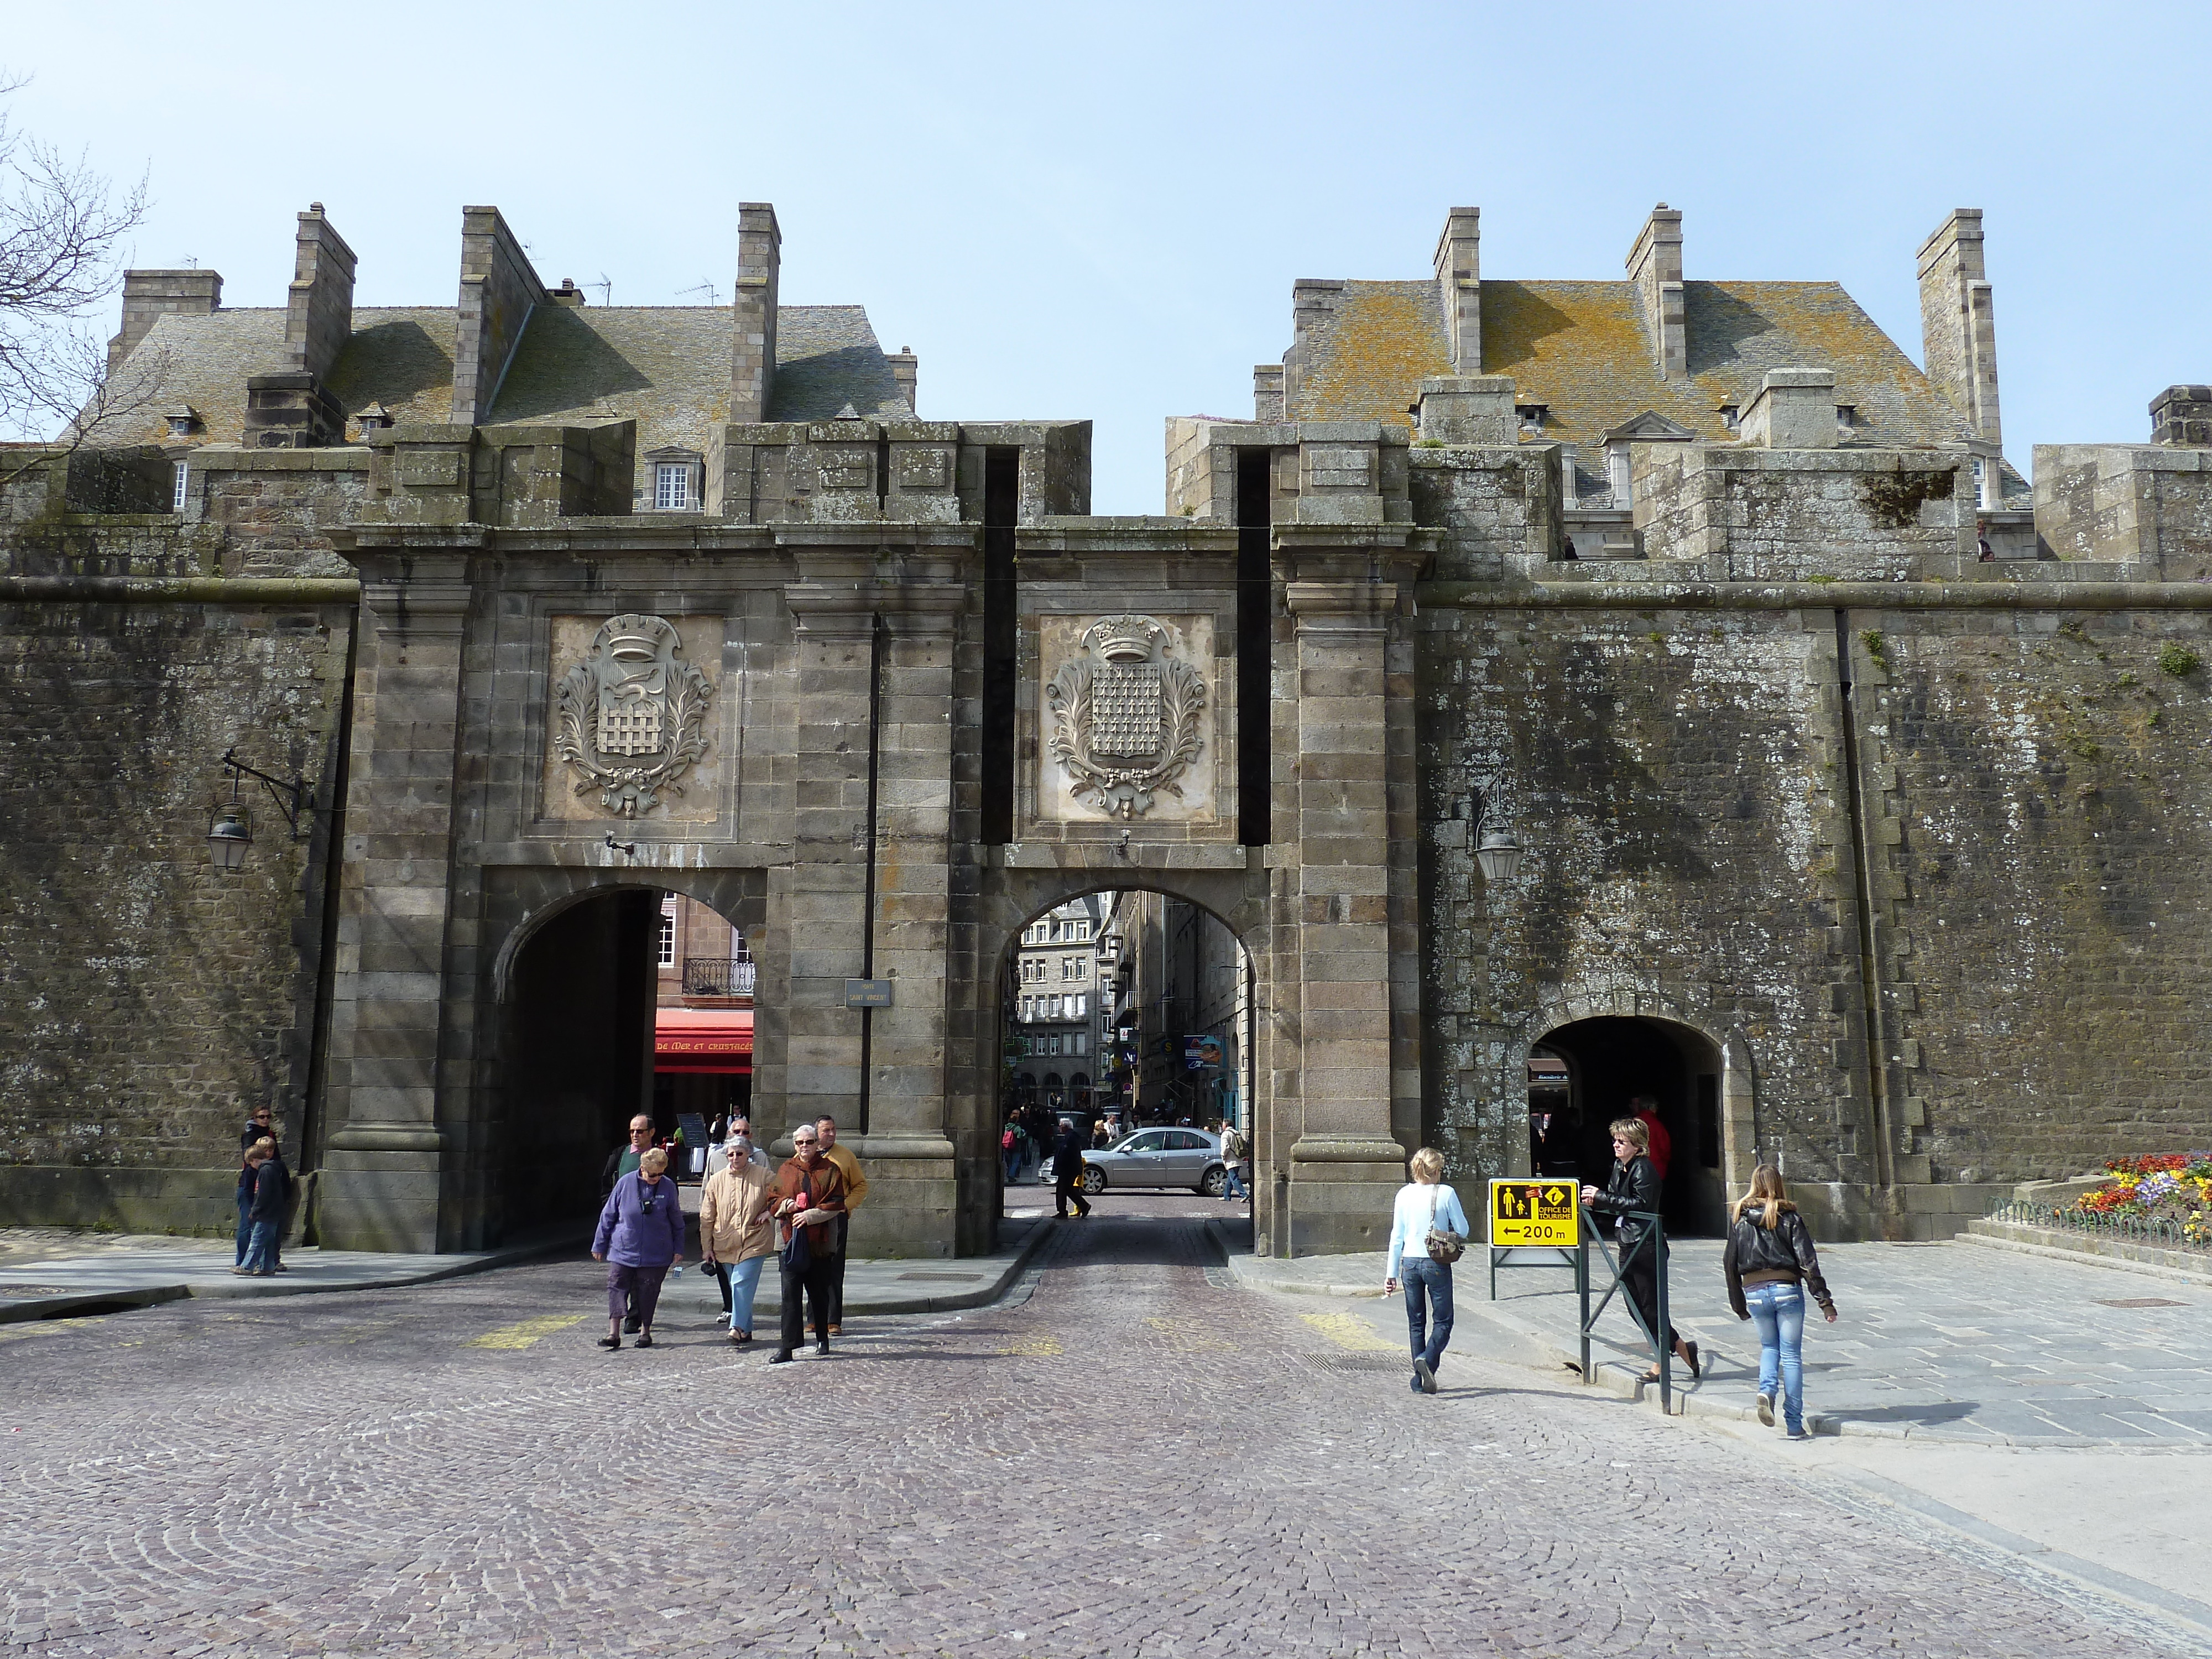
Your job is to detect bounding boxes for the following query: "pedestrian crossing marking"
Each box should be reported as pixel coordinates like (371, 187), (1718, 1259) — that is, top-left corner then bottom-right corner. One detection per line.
(1143, 1316), (1230, 1353)
(995, 1329), (1064, 1357)
(1299, 1313), (1399, 1353)
(465, 1314), (585, 1349)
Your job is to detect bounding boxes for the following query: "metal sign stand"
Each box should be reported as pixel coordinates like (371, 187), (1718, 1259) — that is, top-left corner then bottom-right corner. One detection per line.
(1578, 1209), (1671, 1413)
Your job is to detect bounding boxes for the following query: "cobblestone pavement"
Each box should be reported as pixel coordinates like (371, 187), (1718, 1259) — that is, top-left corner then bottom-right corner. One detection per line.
(2, 1196), (2199, 1657)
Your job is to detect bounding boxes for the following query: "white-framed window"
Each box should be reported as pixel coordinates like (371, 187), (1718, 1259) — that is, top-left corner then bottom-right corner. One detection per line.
(171, 461), (189, 513)
(654, 462), (691, 510)
(1073, 994), (1086, 1019)
(1073, 1030), (1087, 1056)
(657, 896), (677, 967)
(1047, 1034), (1062, 1057)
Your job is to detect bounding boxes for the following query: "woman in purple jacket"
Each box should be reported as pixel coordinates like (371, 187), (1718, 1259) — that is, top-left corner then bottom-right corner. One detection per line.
(592, 1146), (685, 1350)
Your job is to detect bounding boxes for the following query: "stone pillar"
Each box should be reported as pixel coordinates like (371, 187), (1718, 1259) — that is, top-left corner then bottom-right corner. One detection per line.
(318, 556), (472, 1253)
(282, 204), (356, 383)
(1277, 545), (1422, 1253)
(775, 546), (966, 1256)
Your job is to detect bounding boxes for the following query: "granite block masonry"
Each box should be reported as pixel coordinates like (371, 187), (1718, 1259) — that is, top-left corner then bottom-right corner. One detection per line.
(3, 197), (2209, 1256)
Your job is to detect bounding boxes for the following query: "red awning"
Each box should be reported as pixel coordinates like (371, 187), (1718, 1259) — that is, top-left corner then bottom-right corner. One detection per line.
(655, 1008), (753, 1075)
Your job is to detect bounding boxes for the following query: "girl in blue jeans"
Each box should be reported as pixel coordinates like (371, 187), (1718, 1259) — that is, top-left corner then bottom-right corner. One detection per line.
(1384, 1147), (1469, 1396)
(1722, 1166), (1839, 1437)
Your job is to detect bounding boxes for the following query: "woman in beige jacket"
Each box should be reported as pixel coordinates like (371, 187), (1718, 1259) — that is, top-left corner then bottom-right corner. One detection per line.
(698, 1135), (778, 1344)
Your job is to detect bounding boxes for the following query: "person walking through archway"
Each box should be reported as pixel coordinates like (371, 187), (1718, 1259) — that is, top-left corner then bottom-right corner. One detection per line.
(602, 1114), (657, 1333)
(1583, 1118), (1699, 1384)
(1052, 1118), (1092, 1219)
(816, 1115), (867, 1336)
(1628, 1093), (1672, 1180)
(1384, 1147), (1468, 1395)
(766, 1124), (846, 1364)
(700, 1133), (776, 1345)
(591, 1146), (684, 1351)
(1723, 1165), (1838, 1439)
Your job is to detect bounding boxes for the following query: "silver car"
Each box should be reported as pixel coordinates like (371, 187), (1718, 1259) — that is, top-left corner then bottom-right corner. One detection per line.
(1080, 1128), (1226, 1196)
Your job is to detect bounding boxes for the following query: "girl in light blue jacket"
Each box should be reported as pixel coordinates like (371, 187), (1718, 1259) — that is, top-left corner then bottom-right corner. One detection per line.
(1383, 1147), (1469, 1395)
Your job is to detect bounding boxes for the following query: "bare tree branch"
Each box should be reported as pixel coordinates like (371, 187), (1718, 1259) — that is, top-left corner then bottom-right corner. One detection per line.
(0, 71), (159, 460)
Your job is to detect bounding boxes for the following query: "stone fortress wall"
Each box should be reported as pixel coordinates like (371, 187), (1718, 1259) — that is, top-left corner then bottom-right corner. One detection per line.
(2, 196), (2209, 1249)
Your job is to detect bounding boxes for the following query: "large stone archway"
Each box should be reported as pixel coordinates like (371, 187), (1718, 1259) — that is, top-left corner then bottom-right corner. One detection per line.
(313, 465), (1427, 1258)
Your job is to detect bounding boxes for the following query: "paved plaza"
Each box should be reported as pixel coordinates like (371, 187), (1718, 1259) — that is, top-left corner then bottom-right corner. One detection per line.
(1233, 1233), (2212, 1445)
(4, 1196), (2209, 1657)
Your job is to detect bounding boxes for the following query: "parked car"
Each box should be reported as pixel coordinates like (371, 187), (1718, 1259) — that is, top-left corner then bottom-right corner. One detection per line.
(1080, 1128), (1226, 1196)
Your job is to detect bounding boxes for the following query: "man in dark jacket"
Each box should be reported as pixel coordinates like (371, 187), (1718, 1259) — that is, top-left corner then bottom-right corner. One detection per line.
(233, 1108), (279, 1267)
(1052, 1118), (1092, 1220)
(234, 1139), (289, 1277)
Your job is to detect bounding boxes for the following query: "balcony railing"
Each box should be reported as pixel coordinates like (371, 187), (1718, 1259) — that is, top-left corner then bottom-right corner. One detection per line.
(683, 956), (757, 997)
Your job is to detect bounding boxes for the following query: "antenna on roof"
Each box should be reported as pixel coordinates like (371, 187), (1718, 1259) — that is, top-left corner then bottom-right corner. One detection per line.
(590, 273), (612, 306)
(675, 278), (722, 305)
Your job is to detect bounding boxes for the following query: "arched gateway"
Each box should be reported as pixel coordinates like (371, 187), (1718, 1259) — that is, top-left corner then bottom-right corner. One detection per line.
(316, 446), (1424, 1260)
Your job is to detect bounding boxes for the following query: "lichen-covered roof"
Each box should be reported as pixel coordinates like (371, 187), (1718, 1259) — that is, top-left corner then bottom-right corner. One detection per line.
(91, 300), (902, 453)
(1288, 276), (1981, 452)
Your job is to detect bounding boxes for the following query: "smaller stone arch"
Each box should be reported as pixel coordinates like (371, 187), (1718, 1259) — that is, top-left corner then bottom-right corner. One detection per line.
(1508, 987), (1744, 1235)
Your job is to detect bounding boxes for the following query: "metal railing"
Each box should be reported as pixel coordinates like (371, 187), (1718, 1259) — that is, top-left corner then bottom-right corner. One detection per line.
(682, 956), (756, 997)
(1489, 1204), (1673, 1413)
(1986, 1198), (2209, 1253)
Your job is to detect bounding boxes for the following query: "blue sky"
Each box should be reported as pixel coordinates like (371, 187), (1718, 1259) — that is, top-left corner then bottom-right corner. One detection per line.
(11, 2), (2208, 513)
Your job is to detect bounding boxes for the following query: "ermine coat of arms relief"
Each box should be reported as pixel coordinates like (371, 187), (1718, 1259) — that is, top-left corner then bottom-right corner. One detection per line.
(553, 613), (713, 817)
(1046, 614), (1208, 819)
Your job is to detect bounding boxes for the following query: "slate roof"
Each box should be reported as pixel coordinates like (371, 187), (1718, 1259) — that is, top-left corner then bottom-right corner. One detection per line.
(486, 303), (907, 454)
(1288, 276), (1985, 453)
(93, 301), (904, 454)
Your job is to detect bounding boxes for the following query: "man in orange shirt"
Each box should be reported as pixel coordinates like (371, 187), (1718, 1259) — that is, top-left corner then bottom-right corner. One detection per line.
(815, 1115), (868, 1335)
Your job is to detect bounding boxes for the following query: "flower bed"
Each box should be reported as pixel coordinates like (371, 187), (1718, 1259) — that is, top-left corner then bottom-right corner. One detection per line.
(2062, 1154), (2211, 1245)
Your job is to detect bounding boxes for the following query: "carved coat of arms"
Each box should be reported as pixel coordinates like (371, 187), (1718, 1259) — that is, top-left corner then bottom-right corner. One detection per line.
(1046, 615), (1207, 819)
(553, 614), (712, 817)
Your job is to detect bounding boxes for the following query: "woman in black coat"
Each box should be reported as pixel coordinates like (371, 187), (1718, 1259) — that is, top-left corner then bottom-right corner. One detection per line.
(1582, 1117), (1699, 1383)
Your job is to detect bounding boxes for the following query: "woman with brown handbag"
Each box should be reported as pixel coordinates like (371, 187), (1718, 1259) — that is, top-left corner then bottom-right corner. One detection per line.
(1383, 1147), (1469, 1395)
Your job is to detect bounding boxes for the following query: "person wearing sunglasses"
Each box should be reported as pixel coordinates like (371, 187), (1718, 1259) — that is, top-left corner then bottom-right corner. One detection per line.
(591, 1145), (685, 1350)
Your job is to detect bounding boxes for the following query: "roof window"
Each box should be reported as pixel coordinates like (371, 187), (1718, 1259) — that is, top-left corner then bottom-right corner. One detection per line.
(645, 447), (705, 512)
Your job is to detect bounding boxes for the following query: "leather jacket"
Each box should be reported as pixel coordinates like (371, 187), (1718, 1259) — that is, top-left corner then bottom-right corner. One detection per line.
(1584, 1154), (1664, 1255)
(1723, 1204), (1835, 1318)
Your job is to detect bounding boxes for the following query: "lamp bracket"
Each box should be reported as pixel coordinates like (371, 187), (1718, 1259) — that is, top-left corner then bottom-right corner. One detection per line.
(221, 748), (312, 839)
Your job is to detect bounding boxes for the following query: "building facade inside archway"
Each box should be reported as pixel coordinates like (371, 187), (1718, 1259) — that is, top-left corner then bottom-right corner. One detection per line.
(12, 198), (2212, 1255)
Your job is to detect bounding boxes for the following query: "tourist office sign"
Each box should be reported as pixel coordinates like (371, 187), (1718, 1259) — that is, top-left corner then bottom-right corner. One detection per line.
(1489, 1179), (1580, 1248)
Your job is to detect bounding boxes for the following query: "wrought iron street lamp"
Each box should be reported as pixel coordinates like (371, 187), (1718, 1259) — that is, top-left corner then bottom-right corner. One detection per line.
(1466, 768), (1528, 884)
(207, 748), (311, 872)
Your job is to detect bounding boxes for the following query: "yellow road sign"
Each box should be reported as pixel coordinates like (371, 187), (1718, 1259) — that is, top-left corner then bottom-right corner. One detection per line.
(1489, 1179), (1580, 1247)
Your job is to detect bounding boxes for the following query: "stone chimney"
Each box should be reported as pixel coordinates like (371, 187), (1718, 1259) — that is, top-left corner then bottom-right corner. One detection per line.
(109, 269), (222, 375)
(1415, 376), (1515, 445)
(1917, 209), (2002, 447)
(888, 346), (918, 415)
(2151, 385), (2212, 447)
(451, 206), (548, 426)
(1739, 368), (1838, 450)
(1626, 205), (1686, 380)
(731, 202), (781, 422)
(281, 204), (356, 382)
(1254, 364), (1285, 421)
(1433, 207), (1480, 375)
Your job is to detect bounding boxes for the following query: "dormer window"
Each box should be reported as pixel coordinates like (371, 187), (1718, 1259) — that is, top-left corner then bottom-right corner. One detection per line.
(355, 401), (393, 437)
(1717, 404), (1739, 433)
(645, 447), (705, 512)
(1835, 404), (1857, 436)
(164, 404), (199, 440)
(1516, 404), (1548, 434)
